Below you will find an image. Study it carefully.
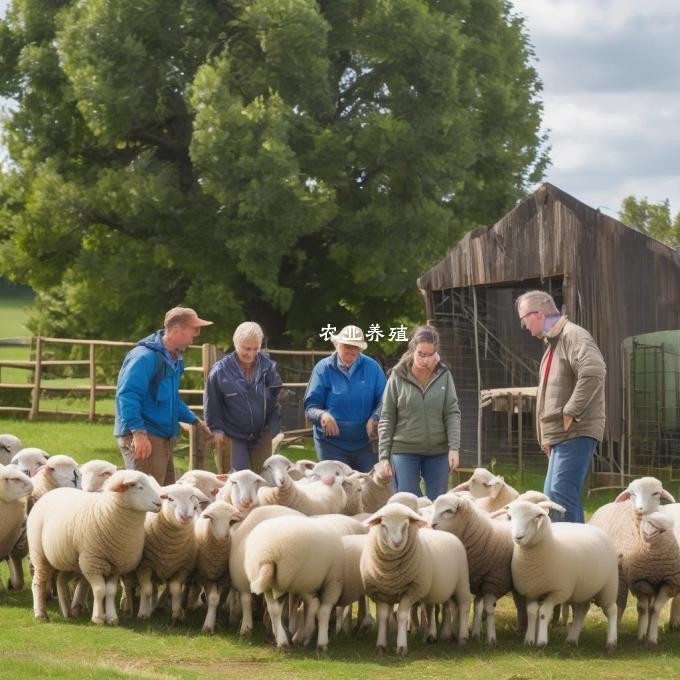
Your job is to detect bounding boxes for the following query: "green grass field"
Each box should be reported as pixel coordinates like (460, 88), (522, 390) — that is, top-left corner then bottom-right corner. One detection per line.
(2, 417), (680, 679)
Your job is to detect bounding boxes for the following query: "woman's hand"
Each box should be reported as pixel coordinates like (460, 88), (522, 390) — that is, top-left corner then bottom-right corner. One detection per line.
(213, 431), (225, 444)
(320, 412), (340, 436)
(382, 459), (393, 477)
(448, 449), (459, 472)
(366, 418), (377, 439)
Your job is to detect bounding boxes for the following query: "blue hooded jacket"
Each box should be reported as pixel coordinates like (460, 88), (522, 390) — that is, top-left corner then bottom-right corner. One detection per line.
(114, 331), (198, 438)
(203, 351), (282, 445)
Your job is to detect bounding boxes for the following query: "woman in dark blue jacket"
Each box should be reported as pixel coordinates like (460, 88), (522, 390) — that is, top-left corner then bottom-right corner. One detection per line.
(204, 322), (282, 473)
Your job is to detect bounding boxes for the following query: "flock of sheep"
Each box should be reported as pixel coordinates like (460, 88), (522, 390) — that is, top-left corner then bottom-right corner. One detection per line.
(2, 432), (680, 655)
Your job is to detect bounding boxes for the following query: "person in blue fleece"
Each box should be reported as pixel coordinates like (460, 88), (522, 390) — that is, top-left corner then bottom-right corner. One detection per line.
(115, 306), (213, 484)
(304, 325), (386, 472)
(204, 322), (283, 473)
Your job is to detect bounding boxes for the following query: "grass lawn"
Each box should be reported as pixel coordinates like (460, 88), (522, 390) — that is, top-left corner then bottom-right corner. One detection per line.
(2, 419), (680, 679)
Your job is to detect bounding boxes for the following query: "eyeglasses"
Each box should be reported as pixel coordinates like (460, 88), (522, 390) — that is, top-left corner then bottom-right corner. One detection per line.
(519, 310), (539, 328)
(415, 351), (436, 359)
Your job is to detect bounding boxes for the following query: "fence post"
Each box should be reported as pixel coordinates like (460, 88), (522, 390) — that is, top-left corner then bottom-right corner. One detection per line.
(188, 343), (218, 470)
(88, 342), (97, 422)
(29, 336), (43, 420)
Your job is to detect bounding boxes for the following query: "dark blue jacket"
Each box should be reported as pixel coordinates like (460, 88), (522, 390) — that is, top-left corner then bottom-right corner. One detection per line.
(203, 351), (282, 444)
(114, 331), (198, 438)
(304, 352), (386, 451)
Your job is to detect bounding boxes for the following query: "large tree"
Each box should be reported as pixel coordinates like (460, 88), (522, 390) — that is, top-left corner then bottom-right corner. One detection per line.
(0, 0), (548, 346)
(619, 195), (679, 250)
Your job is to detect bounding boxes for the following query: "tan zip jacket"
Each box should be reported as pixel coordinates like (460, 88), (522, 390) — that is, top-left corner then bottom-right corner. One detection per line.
(378, 361), (461, 459)
(536, 316), (606, 446)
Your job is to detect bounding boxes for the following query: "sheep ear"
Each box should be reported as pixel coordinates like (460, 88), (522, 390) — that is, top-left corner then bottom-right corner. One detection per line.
(229, 512), (243, 526)
(216, 474), (229, 482)
(489, 507), (509, 519)
(488, 477), (504, 500)
(100, 470), (114, 479)
(537, 500), (566, 515)
(254, 475), (268, 487)
(365, 511), (383, 527)
(614, 490), (631, 502)
(453, 481), (470, 492)
(661, 490), (676, 503)
(202, 512), (216, 521)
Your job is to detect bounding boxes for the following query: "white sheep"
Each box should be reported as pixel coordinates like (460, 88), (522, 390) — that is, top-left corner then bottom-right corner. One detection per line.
(624, 511), (680, 645)
(359, 462), (393, 513)
(28, 454), (81, 510)
(361, 503), (471, 655)
(502, 499), (618, 649)
(257, 459), (347, 515)
(193, 500), (239, 633)
(386, 491), (420, 512)
(136, 483), (210, 623)
(659, 502), (680, 628)
(0, 434), (23, 465)
(289, 459), (316, 481)
(80, 459), (118, 493)
(0, 464), (33, 590)
(589, 476), (676, 621)
(177, 469), (227, 501)
(431, 492), (518, 644)
(228, 504), (304, 636)
(244, 514), (344, 650)
(10, 447), (50, 477)
(216, 469), (268, 514)
(335, 534), (373, 635)
(453, 467), (519, 513)
(26, 470), (161, 624)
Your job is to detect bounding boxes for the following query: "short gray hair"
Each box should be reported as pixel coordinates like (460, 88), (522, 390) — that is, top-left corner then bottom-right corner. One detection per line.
(233, 321), (264, 348)
(515, 290), (560, 316)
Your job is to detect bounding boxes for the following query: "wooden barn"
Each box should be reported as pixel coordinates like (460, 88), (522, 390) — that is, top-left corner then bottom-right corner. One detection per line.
(418, 183), (680, 473)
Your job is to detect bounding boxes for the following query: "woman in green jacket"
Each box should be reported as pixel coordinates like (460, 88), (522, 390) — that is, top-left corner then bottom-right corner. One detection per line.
(378, 326), (461, 500)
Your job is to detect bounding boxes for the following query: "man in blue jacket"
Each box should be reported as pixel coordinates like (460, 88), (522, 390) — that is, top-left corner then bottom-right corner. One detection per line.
(115, 306), (213, 484)
(304, 325), (386, 472)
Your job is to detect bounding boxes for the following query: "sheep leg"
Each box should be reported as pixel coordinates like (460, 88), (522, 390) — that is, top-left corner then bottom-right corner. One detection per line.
(396, 597), (415, 655)
(202, 583), (221, 633)
(647, 586), (672, 646)
(524, 600), (539, 646)
(169, 578), (185, 624)
(375, 601), (391, 652)
(287, 593), (301, 637)
(88, 573), (107, 625)
(7, 554), (24, 591)
(560, 603), (570, 626)
(603, 601), (618, 650)
(669, 595), (680, 630)
(137, 568), (154, 620)
(56, 571), (72, 618)
(512, 590), (527, 633)
(70, 576), (90, 617)
(31, 560), (53, 622)
(239, 591), (253, 635)
(104, 575), (119, 624)
(317, 580), (343, 651)
(565, 602), (590, 646)
(440, 599), (453, 641)
(187, 583), (203, 610)
(119, 574), (136, 616)
(264, 591), (289, 649)
(471, 596), (483, 640)
(425, 604), (438, 642)
(357, 596), (374, 633)
(294, 593), (319, 646)
(536, 599), (557, 648)
(636, 595), (651, 641)
(454, 590), (470, 646)
(483, 594), (498, 645)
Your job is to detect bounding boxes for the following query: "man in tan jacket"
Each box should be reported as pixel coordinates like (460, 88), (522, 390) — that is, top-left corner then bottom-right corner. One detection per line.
(516, 290), (606, 522)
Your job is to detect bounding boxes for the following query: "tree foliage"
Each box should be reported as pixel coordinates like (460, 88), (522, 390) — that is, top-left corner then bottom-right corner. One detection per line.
(0, 0), (548, 346)
(619, 195), (680, 250)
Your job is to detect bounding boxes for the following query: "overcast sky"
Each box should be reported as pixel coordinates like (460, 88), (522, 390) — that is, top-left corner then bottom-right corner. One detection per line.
(1, 0), (678, 218)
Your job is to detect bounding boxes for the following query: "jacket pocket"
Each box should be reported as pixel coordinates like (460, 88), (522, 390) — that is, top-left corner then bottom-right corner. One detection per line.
(155, 377), (173, 403)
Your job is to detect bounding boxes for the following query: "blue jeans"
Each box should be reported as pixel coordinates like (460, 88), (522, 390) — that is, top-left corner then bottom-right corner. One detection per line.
(391, 453), (449, 501)
(543, 436), (596, 523)
(313, 435), (377, 473)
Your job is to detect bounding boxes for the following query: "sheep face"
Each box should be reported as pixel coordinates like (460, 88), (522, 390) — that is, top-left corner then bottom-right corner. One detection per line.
(177, 470), (226, 500)
(311, 460), (349, 487)
(506, 500), (550, 547)
(10, 447), (50, 477)
(367, 504), (426, 552)
(221, 470), (267, 511)
(289, 459), (316, 481)
(200, 501), (239, 540)
(160, 484), (209, 525)
(261, 454), (293, 488)
(615, 477), (675, 515)
(431, 493), (468, 531)
(0, 434), (23, 465)
(454, 467), (503, 499)
(105, 470), (162, 513)
(641, 512), (674, 544)
(80, 460), (118, 492)
(0, 464), (33, 502)
(43, 455), (81, 489)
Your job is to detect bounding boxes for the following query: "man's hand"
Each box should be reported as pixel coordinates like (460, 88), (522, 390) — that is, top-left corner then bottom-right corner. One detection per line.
(381, 459), (393, 477)
(448, 449), (459, 472)
(213, 431), (225, 445)
(563, 414), (574, 431)
(196, 419), (213, 441)
(320, 412), (340, 436)
(543, 444), (552, 458)
(366, 418), (377, 439)
(132, 431), (152, 460)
